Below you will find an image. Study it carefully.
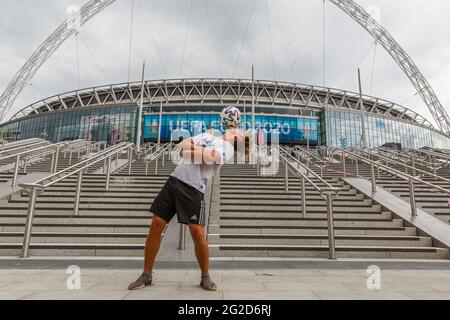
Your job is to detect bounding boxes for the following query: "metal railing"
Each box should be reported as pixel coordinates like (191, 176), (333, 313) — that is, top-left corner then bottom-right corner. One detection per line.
(379, 147), (432, 167)
(0, 140), (85, 187)
(0, 139), (51, 158)
(0, 138), (49, 153)
(371, 147), (442, 175)
(19, 141), (135, 258)
(144, 143), (173, 175)
(327, 147), (450, 216)
(270, 145), (342, 259)
(63, 141), (107, 166)
(408, 148), (450, 170)
(351, 148), (450, 181)
(290, 146), (330, 177)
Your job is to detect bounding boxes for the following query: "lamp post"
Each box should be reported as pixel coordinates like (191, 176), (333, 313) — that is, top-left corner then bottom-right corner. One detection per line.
(136, 62), (145, 152)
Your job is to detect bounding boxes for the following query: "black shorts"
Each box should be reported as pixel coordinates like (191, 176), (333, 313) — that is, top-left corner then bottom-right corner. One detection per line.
(150, 176), (206, 226)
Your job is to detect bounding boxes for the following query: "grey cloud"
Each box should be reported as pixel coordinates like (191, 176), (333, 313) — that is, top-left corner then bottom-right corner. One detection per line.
(0, 0), (449, 126)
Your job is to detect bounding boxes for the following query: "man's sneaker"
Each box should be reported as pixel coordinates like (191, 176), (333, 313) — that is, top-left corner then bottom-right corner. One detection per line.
(200, 275), (217, 291)
(128, 272), (153, 290)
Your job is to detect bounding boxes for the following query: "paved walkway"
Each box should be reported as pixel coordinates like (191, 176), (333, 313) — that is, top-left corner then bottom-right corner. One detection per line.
(1, 267), (450, 300)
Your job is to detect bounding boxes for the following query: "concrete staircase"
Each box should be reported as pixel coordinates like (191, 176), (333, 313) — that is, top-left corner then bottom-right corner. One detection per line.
(330, 157), (450, 226)
(0, 146), (448, 260)
(376, 177), (450, 226)
(208, 163), (449, 259)
(0, 158), (177, 257)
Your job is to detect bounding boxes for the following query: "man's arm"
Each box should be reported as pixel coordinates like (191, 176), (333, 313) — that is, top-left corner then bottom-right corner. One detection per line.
(178, 138), (221, 164)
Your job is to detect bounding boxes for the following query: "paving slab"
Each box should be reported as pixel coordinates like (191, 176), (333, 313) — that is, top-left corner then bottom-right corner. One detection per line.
(0, 268), (449, 300)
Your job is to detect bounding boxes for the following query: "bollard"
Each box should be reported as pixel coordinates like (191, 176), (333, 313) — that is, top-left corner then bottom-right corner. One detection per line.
(23, 157), (28, 174)
(74, 170), (83, 216)
(409, 178), (417, 216)
(53, 146), (60, 173)
(105, 156), (112, 191)
(342, 152), (347, 178)
(256, 157), (260, 176)
(410, 153), (416, 177)
(284, 164), (289, 193)
(370, 163), (376, 193)
(178, 224), (186, 250)
(50, 153), (56, 174)
(69, 149), (73, 166)
(301, 177), (306, 217)
(21, 187), (40, 258)
(128, 148), (133, 175)
(324, 192), (336, 260)
(12, 154), (20, 188)
(433, 156), (437, 178)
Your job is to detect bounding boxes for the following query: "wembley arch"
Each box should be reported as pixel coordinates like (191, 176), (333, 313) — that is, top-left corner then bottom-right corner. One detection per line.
(0, 0), (449, 136)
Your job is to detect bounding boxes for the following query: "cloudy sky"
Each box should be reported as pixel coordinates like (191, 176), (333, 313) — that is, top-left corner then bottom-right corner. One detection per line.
(0, 0), (449, 127)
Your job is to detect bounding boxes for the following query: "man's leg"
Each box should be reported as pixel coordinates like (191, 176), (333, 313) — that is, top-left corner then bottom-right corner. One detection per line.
(188, 224), (209, 276)
(189, 224), (217, 291)
(128, 215), (167, 290)
(144, 215), (167, 273)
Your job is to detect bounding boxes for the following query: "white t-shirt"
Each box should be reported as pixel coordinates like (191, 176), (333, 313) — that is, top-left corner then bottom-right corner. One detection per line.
(171, 133), (234, 193)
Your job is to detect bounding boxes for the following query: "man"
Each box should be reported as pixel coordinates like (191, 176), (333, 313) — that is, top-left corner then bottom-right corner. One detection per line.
(128, 106), (244, 291)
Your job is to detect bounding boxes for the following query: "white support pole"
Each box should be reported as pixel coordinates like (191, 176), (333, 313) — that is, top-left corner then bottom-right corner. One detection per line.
(251, 66), (256, 166)
(358, 68), (367, 149)
(251, 66), (255, 135)
(136, 62), (145, 152)
(158, 101), (163, 146)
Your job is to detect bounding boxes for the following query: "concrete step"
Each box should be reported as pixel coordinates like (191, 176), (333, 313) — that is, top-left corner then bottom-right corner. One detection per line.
(0, 231), (152, 244)
(208, 233), (432, 247)
(209, 244), (450, 259)
(212, 224), (413, 235)
(220, 205), (382, 213)
(0, 223), (151, 233)
(220, 199), (373, 206)
(0, 216), (151, 225)
(0, 243), (146, 257)
(218, 219), (404, 228)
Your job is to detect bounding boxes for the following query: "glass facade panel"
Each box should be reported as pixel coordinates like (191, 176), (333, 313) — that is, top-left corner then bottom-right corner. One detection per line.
(0, 106), (137, 145)
(323, 110), (450, 149)
(143, 113), (319, 145)
(1, 103), (449, 149)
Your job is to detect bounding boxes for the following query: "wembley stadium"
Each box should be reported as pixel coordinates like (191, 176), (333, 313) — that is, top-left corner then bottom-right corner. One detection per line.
(1, 78), (449, 149)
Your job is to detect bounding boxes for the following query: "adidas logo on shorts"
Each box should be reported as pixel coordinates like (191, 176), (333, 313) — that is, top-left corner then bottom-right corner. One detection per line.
(191, 215), (198, 221)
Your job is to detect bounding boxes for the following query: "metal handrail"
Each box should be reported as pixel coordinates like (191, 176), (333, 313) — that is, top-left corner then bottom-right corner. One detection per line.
(328, 147), (450, 216)
(413, 148), (450, 162)
(0, 140), (83, 187)
(407, 148), (450, 171)
(19, 141), (135, 258)
(353, 148), (450, 183)
(374, 147), (440, 172)
(144, 143), (173, 175)
(0, 138), (48, 153)
(63, 141), (91, 163)
(0, 140), (51, 158)
(271, 146), (341, 259)
(21, 142), (132, 189)
(288, 146), (330, 176)
(277, 146), (341, 193)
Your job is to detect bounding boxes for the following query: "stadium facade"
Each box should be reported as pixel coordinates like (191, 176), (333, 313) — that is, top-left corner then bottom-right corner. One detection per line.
(0, 78), (449, 149)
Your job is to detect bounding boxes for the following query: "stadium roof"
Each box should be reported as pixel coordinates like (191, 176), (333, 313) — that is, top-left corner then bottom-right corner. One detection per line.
(7, 78), (435, 130)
